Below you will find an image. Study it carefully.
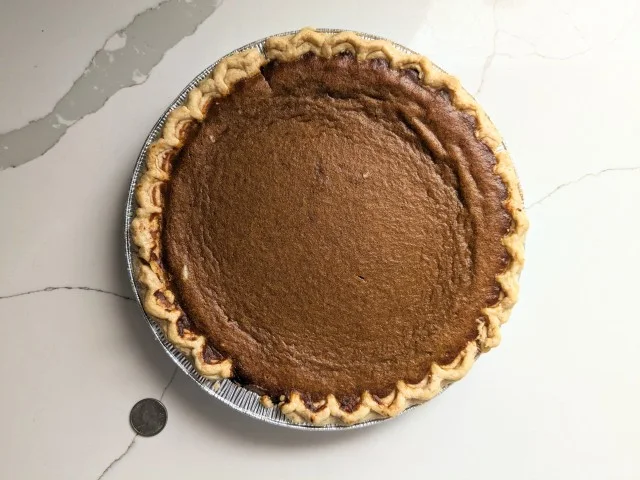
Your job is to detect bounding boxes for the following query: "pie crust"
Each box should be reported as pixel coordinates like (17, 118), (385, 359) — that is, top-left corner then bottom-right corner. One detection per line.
(131, 28), (528, 425)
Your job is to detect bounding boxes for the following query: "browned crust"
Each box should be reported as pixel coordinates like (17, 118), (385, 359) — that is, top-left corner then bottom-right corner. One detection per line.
(131, 28), (528, 425)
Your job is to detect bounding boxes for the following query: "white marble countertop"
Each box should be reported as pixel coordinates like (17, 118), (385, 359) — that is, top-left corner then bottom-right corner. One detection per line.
(1, 0), (639, 478)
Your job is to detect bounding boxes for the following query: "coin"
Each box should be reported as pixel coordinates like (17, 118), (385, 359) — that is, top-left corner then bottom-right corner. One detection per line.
(129, 398), (167, 437)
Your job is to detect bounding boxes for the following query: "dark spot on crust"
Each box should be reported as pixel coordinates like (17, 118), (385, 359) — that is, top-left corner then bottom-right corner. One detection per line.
(338, 395), (361, 413)
(176, 314), (197, 336)
(153, 290), (172, 309)
(401, 68), (421, 83)
(302, 393), (327, 413)
(203, 343), (224, 363)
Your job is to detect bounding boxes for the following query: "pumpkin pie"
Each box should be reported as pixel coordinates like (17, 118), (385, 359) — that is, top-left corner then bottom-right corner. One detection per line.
(132, 28), (528, 425)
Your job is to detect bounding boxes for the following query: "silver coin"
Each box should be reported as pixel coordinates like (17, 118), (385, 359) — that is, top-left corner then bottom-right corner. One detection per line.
(129, 398), (167, 437)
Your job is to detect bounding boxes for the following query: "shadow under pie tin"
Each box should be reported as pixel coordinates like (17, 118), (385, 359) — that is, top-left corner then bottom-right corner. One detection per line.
(124, 28), (492, 430)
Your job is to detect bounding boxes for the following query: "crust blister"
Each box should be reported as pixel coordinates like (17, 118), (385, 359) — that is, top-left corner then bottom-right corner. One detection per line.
(131, 28), (528, 425)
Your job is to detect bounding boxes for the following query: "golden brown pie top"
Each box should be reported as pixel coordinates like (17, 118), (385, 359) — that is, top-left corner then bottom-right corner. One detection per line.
(132, 29), (527, 425)
(164, 52), (510, 404)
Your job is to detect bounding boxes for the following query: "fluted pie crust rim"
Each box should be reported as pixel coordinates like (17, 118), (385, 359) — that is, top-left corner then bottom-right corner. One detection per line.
(131, 28), (528, 425)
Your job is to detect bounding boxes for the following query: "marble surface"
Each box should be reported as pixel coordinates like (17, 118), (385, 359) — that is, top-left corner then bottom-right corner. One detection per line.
(1, 0), (639, 478)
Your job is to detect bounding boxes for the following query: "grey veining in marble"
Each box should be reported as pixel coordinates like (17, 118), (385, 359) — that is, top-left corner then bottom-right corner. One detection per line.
(0, 285), (133, 301)
(526, 166), (640, 209)
(0, 0), (222, 170)
(96, 368), (178, 479)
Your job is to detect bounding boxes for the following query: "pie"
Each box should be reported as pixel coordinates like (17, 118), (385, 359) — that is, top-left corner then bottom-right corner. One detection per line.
(132, 28), (528, 425)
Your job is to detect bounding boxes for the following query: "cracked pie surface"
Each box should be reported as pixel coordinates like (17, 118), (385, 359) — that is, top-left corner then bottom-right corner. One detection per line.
(132, 29), (528, 425)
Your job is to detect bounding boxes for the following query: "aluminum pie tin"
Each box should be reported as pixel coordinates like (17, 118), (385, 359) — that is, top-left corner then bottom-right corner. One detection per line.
(125, 29), (459, 430)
